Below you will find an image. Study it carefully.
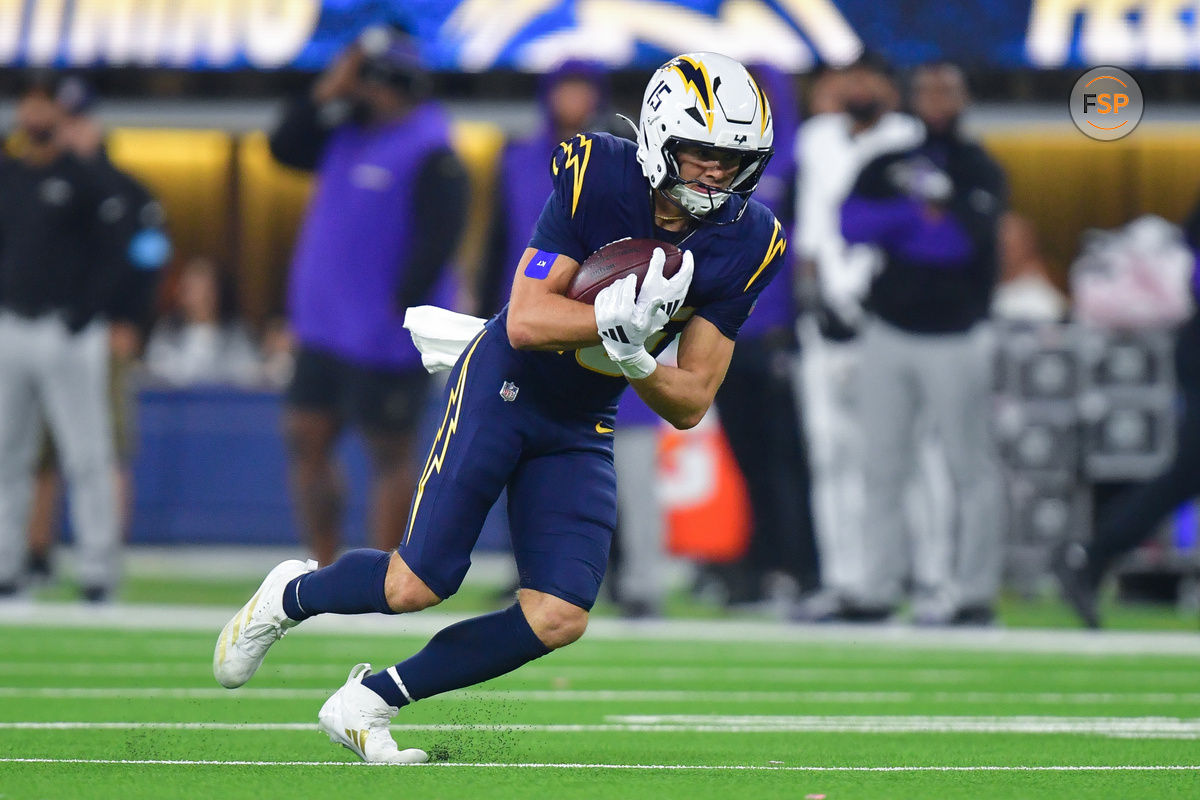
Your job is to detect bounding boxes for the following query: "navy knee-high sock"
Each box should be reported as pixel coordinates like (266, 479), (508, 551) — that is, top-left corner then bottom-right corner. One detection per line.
(361, 603), (550, 707)
(282, 548), (395, 621)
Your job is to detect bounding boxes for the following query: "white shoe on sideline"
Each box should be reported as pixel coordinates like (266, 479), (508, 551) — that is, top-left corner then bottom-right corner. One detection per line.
(318, 663), (429, 764)
(213, 558), (317, 688)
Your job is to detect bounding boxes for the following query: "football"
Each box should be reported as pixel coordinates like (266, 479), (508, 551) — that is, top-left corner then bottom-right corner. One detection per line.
(565, 238), (683, 304)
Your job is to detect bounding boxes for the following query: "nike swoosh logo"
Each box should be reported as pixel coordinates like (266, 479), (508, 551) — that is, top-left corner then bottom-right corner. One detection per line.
(595, 422), (614, 434)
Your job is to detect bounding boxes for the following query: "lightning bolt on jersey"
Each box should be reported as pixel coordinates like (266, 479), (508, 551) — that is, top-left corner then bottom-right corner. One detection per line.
(488, 131), (787, 418)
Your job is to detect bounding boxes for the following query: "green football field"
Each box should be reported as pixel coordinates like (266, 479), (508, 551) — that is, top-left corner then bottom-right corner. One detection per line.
(1, 603), (1199, 800)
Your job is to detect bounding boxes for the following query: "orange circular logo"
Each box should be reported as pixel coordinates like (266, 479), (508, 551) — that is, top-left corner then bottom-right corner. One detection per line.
(1070, 67), (1143, 142)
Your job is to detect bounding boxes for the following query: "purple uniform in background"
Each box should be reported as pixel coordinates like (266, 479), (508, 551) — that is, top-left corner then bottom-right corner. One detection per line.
(289, 102), (457, 369)
(496, 131), (559, 294)
(842, 135), (1006, 334)
(738, 65), (798, 340)
(482, 60), (611, 316)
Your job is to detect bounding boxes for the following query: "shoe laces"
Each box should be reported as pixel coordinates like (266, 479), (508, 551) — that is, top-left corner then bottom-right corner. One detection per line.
(351, 673), (398, 732)
(239, 613), (289, 652)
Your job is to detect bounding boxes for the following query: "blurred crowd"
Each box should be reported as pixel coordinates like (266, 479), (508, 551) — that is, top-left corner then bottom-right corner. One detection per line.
(1, 26), (1196, 628)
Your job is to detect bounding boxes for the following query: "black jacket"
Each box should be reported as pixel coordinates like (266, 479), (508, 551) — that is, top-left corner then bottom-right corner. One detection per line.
(0, 152), (129, 331)
(852, 132), (1007, 334)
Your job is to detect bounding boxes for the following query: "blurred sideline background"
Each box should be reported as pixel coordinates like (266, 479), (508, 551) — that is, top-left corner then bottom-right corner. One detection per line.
(1, 0), (1199, 627)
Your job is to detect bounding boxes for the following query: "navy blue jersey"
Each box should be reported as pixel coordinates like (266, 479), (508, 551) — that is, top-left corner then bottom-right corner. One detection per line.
(491, 131), (787, 418)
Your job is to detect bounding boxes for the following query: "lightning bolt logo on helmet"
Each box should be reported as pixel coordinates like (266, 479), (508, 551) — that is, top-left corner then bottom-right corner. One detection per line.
(667, 55), (715, 131)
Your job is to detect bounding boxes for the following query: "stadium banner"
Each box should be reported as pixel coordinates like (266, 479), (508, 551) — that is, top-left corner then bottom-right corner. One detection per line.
(0, 0), (1196, 71)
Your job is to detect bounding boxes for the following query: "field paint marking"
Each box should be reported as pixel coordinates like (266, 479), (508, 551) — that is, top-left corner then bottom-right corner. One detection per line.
(5, 602), (1200, 655)
(609, 715), (1200, 737)
(0, 688), (915, 702)
(5, 716), (1200, 738)
(1, 757), (1199, 772)
(5, 687), (1200, 706)
(7, 661), (1200, 686)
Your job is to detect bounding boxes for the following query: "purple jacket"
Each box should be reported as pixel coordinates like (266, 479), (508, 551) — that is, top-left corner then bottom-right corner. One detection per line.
(496, 129), (559, 301)
(288, 102), (456, 369)
(740, 65), (798, 340)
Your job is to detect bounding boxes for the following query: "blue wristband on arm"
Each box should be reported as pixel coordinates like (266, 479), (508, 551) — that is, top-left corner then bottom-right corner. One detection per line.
(524, 250), (558, 280)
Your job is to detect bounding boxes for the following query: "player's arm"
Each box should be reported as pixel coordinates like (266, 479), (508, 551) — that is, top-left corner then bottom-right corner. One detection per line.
(628, 315), (734, 430)
(394, 149), (469, 312)
(268, 47), (361, 170)
(506, 247), (603, 351)
(508, 134), (613, 351)
(614, 220), (785, 429)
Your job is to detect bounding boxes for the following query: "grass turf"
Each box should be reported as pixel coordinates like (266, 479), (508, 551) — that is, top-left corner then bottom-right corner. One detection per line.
(0, 620), (1198, 799)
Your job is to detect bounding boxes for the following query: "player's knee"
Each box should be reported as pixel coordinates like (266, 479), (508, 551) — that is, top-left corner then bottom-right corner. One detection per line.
(384, 575), (441, 613)
(383, 554), (442, 612)
(533, 605), (589, 650)
(519, 591), (589, 649)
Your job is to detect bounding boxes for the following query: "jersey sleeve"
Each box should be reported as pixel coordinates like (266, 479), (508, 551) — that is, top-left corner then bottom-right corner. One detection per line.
(527, 132), (605, 264)
(695, 216), (788, 340)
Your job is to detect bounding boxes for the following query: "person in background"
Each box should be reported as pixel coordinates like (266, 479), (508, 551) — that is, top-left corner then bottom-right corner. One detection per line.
(477, 60), (609, 317)
(842, 62), (1007, 625)
(260, 316), (296, 389)
(270, 24), (469, 567)
(1054, 200), (1200, 628)
(992, 213), (1067, 322)
(24, 77), (170, 586)
(144, 256), (262, 387)
(0, 76), (128, 601)
(704, 64), (820, 607)
(791, 55), (926, 620)
(805, 65), (846, 117)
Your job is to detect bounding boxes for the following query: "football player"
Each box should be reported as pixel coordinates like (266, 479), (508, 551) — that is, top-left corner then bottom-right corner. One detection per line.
(214, 52), (788, 763)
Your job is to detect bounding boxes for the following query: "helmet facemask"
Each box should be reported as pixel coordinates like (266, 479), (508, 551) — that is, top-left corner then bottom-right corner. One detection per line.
(659, 136), (773, 220)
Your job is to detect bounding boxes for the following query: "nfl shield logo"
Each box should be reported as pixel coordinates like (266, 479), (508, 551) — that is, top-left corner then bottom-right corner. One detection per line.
(499, 380), (519, 402)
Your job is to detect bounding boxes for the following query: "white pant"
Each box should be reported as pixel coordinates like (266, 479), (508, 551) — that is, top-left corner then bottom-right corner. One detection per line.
(798, 319), (956, 614)
(856, 318), (1003, 610)
(614, 426), (666, 607)
(0, 312), (118, 589)
(797, 319), (867, 597)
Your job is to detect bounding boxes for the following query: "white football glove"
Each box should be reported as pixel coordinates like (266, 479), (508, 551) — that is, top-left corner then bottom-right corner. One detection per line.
(594, 274), (668, 380)
(638, 248), (695, 320)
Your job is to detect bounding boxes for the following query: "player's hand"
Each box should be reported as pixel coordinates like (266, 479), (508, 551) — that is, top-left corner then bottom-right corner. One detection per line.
(313, 44), (364, 104)
(596, 274), (667, 349)
(637, 248), (694, 321)
(594, 274), (663, 380)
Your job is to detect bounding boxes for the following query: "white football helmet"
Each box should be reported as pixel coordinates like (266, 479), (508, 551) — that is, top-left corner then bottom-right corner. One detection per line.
(636, 52), (774, 223)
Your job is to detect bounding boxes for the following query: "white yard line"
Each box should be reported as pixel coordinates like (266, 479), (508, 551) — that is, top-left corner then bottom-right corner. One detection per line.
(0, 757), (1197, 771)
(3, 686), (1200, 705)
(0, 687), (914, 702)
(2, 601), (1200, 655)
(3, 662), (1198, 688)
(3, 716), (1200, 738)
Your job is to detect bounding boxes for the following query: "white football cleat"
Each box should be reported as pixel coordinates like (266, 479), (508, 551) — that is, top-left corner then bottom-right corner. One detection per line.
(318, 663), (429, 764)
(213, 558), (317, 688)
